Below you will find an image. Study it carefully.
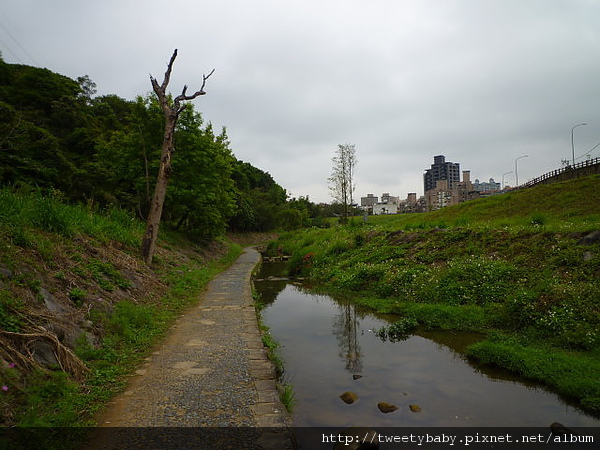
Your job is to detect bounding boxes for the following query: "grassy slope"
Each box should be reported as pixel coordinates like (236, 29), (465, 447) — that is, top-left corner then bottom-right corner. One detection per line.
(372, 174), (600, 228)
(0, 188), (244, 433)
(272, 175), (600, 415)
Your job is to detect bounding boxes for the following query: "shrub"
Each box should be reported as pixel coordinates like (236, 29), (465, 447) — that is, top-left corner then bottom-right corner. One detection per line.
(375, 317), (418, 342)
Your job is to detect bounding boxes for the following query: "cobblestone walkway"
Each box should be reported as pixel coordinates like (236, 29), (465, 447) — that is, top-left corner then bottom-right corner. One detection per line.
(90, 248), (294, 449)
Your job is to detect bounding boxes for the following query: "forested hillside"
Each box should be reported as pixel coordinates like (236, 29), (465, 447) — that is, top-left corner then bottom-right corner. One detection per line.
(0, 55), (312, 236)
(0, 54), (304, 430)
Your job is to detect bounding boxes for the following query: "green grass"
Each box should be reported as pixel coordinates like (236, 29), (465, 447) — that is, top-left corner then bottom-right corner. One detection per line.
(0, 187), (143, 246)
(270, 174), (600, 414)
(278, 382), (296, 413)
(0, 187), (246, 433)
(364, 174), (600, 231)
(467, 334), (600, 411)
(4, 242), (243, 432)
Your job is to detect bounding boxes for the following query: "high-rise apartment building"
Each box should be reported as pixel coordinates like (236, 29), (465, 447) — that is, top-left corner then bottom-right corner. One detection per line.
(423, 155), (460, 193)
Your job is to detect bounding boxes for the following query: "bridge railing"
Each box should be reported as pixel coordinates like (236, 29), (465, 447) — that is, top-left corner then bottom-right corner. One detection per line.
(519, 157), (600, 189)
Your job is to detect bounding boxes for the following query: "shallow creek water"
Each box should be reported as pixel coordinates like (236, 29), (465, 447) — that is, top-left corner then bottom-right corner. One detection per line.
(254, 261), (600, 429)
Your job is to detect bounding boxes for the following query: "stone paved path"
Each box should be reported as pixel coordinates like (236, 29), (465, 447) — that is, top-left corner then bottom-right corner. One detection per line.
(89, 247), (295, 449)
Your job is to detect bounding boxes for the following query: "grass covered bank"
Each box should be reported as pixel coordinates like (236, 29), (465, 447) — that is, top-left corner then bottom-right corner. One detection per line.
(0, 187), (244, 434)
(270, 176), (600, 415)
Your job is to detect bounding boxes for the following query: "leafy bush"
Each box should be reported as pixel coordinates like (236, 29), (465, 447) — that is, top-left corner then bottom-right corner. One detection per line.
(375, 317), (418, 342)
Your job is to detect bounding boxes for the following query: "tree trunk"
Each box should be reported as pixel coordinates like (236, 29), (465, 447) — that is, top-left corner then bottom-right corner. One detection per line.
(140, 49), (214, 265)
(141, 114), (176, 264)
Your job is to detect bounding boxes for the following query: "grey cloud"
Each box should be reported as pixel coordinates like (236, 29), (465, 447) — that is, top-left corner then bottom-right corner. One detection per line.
(2, 0), (599, 203)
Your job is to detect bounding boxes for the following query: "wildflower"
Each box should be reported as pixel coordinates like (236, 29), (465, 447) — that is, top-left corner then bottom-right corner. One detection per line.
(8, 363), (15, 368)
(1, 386), (8, 391)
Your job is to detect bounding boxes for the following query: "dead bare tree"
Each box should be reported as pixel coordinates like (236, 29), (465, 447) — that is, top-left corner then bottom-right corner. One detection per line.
(141, 49), (215, 264)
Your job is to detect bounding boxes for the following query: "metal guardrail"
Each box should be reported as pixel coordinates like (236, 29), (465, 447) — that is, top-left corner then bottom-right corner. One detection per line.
(519, 157), (600, 189)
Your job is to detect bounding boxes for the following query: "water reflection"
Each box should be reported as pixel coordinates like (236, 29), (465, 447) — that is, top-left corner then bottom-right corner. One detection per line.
(333, 304), (363, 377)
(254, 262), (600, 429)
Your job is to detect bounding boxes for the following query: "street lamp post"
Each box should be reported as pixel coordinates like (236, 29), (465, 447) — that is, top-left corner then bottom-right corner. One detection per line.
(514, 155), (528, 186)
(502, 171), (513, 190)
(571, 123), (587, 166)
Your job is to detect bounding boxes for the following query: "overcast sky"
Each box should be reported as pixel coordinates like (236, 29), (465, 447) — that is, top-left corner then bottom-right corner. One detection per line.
(2, 0), (599, 203)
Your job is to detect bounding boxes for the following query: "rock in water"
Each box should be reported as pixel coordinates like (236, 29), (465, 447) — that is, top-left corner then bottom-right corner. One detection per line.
(377, 402), (398, 413)
(409, 404), (422, 412)
(339, 391), (359, 404)
(550, 422), (576, 436)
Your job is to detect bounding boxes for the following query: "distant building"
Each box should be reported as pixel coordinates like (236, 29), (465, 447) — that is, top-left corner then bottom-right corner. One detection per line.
(456, 170), (475, 203)
(425, 179), (452, 211)
(372, 192), (400, 215)
(373, 202), (398, 215)
(381, 192), (399, 204)
(473, 178), (501, 192)
(423, 155), (460, 193)
(425, 170), (476, 211)
(399, 192), (426, 213)
(361, 194), (378, 207)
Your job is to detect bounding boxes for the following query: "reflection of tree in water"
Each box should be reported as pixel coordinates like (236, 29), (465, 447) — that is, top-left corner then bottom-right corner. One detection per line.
(332, 304), (363, 376)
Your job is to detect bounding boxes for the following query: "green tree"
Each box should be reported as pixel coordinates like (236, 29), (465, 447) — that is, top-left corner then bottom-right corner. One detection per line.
(228, 160), (287, 231)
(165, 106), (235, 238)
(0, 57), (291, 239)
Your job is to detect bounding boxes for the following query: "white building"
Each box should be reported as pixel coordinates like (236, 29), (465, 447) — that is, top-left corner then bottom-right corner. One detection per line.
(373, 202), (398, 215)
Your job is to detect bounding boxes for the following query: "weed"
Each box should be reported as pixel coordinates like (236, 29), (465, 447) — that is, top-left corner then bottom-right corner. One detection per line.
(530, 212), (548, 226)
(0, 291), (23, 332)
(0, 188), (142, 246)
(278, 382), (295, 412)
(18, 371), (79, 427)
(260, 327), (284, 376)
(108, 300), (163, 346)
(87, 259), (130, 291)
(68, 288), (86, 307)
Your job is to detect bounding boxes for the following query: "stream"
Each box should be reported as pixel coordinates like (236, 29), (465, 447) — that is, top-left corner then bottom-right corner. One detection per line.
(254, 261), (600, 430)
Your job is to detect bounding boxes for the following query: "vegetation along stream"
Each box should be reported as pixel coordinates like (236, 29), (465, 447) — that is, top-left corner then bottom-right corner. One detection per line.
(255, 260), (600, 429)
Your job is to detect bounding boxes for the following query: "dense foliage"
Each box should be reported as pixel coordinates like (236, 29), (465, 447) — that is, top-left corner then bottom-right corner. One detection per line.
(0, 56), (324, 237)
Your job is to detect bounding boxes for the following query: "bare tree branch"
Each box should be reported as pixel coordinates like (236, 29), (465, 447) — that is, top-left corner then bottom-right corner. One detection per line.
(161, 48), (178, 90)
(174, 69), (215, 101)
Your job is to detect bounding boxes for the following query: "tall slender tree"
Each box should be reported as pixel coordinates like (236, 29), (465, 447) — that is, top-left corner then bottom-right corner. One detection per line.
(141, 49), (214, 264)
(328, 143), (357, 223)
